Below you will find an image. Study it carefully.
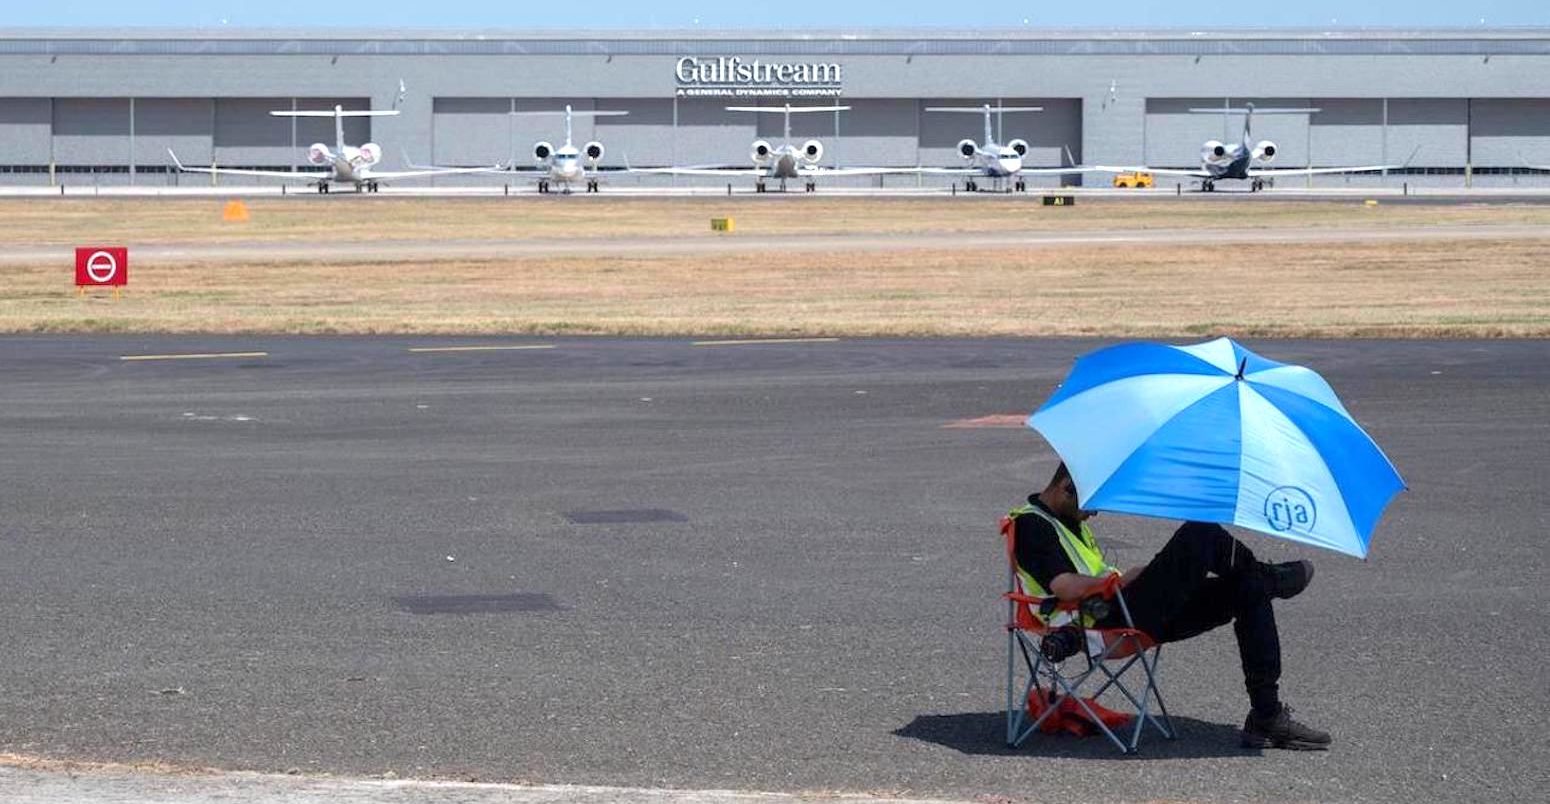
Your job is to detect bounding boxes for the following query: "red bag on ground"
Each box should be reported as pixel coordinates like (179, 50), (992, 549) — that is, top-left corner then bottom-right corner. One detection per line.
(1028, 689), (1133, 738)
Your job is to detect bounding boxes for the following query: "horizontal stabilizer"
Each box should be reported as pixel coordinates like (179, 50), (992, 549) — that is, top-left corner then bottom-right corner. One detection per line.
(510, 110), (630, 117)
(270, 109), (401, 118)
(1187, 107), (1321, 115)
(925, 106), (1044, 113)
(725, 105), (852, 114)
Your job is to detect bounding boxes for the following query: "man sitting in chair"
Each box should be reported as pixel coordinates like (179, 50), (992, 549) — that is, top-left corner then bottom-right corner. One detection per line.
(1009, 462), (1333, 750)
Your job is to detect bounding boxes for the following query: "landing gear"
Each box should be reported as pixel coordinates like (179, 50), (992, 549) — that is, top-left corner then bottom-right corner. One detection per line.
(755, 180), (767, 193)
(1201, 180), (1216, 193)
(1250, 178), (1266, 192)
(804, 181), (816, 193)
(537, 180), (550, 194)
(586, 179), (599, 193)
(965, 180), (978, 192)
(1014, 179), (1027, 193)
(367, 181), (380, 194)
(317, 183), (330, 194)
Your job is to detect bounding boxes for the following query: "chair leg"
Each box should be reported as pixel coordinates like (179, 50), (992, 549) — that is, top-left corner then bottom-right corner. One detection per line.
(1006, 627), (1019, 746)
(1137, 645), (1177, 739)
(1009, 631), (1045, 747)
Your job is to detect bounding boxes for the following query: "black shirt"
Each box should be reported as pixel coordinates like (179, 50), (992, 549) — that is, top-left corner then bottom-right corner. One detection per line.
(1012, 495), (1082, 593)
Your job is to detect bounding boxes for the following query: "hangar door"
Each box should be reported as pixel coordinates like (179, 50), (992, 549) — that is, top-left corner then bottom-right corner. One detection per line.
(1470, 99), (1550, 165)
(1149, 97), (1470, 170)
(0, 99), (52, 166)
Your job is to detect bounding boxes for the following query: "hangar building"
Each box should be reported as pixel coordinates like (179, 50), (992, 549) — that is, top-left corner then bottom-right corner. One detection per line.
(3, 28), (1550, 187)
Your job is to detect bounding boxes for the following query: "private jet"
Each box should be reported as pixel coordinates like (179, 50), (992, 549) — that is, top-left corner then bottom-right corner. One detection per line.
(509, 104), (629, 194)
(628, 103), (918, 192)
(923, 104), (1085, 192)
(1094, 103), (1403, 192)
(168, 105), (497, 193)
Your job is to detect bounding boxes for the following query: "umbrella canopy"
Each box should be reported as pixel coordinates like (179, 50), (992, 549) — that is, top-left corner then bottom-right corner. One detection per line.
(1029, 337), (1405, 558)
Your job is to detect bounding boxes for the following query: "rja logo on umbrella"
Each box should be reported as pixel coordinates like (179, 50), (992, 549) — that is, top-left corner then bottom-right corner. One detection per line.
(1265, 487), (1317, 533)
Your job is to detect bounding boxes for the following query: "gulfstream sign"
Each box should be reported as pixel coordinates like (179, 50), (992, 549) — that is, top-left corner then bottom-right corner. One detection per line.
(675, 57), (843, 97)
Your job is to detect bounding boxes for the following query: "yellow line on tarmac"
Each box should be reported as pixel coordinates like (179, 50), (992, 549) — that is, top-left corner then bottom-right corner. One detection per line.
(120, 351), (269, 362)
(407, 345), (557, 353)
(692, 337), (841, 347)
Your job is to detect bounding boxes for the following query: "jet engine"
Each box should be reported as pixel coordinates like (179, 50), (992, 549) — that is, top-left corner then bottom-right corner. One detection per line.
(801, 140), (824, 164)
(306, 143), (332, 165)
(584, 141), (605, 162)
(957, 139), (978, 159)
(1007, 138), (1029, 157)
(1253, 140), (1278, 162)
(355, 143), (382, 166)
(750, 140), (773, 164)
(1202, 140), (1231, 164)
(534, 141), (554, 161)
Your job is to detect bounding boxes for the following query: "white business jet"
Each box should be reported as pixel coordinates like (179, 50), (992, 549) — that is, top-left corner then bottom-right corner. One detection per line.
(510, 104), (629, 194)
(922, 104), (1085, 192)
(168, 105), (497, 193)
(1093, 103), (1403, 192)
(630, 103), (918, 193)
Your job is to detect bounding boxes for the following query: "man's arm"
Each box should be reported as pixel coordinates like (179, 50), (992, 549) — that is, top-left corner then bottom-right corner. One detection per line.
(1049, 571), (1117, 602)
(1050, 566), (1144, 601)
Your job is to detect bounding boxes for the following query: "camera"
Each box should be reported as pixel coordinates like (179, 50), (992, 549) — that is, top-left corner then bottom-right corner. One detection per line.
(1040, 625), (1085, 662)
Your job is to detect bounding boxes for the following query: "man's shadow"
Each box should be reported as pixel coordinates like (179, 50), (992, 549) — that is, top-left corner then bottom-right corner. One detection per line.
(895, 711), (1255, 760)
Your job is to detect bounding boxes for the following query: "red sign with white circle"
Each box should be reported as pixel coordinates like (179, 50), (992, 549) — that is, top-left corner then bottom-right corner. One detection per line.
(75, 247), (128, 287)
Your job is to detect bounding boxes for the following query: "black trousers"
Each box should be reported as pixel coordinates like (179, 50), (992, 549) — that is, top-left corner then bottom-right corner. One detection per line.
(1097, 521), (1282, 714)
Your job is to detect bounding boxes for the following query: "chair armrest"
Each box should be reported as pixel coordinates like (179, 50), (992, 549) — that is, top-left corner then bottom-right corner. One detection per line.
(1006, 572), (1126, 613)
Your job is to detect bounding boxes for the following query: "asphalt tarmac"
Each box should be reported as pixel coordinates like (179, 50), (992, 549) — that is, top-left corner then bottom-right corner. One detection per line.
(1, 335), (1546, 802)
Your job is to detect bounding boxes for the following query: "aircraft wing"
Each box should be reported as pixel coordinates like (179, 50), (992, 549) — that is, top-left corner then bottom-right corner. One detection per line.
(1091, 165), (1212, 178)
(913, 166), (1093, 175)
(1245, 165), (1399, 177)
(625, 165), (758, 177)
(798, 166), (928, 177)
(167, 149), (329, 181)
(362, 165), (503, 181)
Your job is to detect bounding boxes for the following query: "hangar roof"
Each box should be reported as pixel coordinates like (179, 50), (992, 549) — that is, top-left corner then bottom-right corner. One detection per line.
(2, 28), (1550, 56)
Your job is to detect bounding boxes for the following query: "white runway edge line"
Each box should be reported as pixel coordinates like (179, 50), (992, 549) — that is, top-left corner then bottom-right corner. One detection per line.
(119, 351), (269, 362)
(692, 337), (841, 346)
(407, 344), (557, 353)
(0, 765), (974, 804)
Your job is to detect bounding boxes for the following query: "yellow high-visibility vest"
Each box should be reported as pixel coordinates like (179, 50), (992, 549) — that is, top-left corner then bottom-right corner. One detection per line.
(1007, 502), (1118, 626)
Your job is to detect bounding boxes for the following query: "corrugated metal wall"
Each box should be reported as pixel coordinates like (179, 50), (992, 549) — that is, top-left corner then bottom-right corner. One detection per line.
(4, 34), (1550, 186)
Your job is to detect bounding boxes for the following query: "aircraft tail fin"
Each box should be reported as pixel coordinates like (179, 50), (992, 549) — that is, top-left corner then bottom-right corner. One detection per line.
(271, 107), (399, 153)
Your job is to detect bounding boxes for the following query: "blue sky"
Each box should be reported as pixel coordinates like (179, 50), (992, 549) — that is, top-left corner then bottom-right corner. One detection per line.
(3, 1), (1545, 29)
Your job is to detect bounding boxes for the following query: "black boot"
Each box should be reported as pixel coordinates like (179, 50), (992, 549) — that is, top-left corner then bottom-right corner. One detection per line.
(1241, 704), (1332, 750)
(1261, 560), (1314, 600)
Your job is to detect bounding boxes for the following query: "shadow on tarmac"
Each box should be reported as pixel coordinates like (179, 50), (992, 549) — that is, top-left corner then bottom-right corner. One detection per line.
(894, 711), (1254, 760)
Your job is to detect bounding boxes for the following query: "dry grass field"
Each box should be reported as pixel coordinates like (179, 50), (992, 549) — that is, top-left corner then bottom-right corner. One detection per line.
(5, 196), (1550, 244)
(1, 197), (1547, 337)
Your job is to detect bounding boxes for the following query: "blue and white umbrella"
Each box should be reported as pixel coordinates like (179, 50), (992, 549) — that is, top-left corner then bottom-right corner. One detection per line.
(1029, 337), (1405, 559)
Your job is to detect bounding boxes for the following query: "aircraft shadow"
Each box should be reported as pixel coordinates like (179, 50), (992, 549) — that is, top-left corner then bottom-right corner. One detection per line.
(894, 711), (1256, 760)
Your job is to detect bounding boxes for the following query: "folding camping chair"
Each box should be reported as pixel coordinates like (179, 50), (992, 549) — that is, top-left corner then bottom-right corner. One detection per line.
(1000, 514), (1176, 754)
